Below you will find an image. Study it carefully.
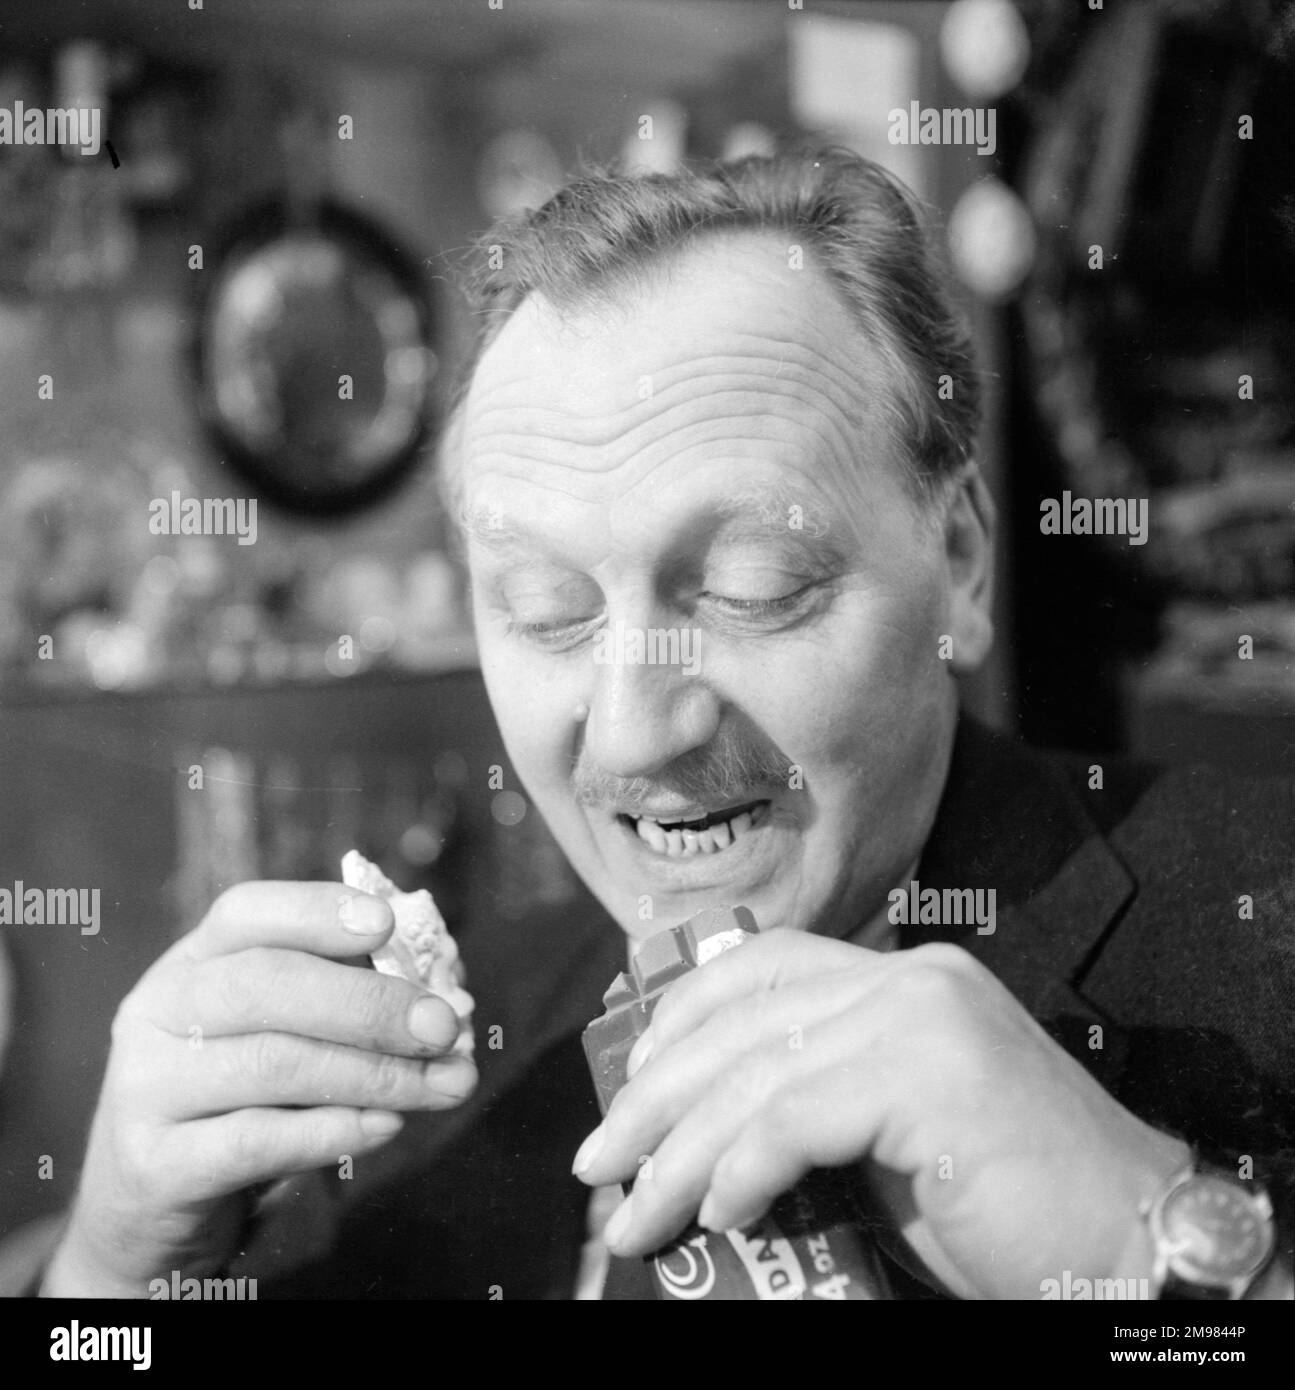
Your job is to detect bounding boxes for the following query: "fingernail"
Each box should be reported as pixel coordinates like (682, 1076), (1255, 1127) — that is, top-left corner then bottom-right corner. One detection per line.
(697, 1193), (719, 1230)
(407, 995), (458, 1049)
(603, 1196), (632, 1249)
(626, 1029), (653, 1078)
(339, 892), (390, 935)
(573, 1124), (605, 1176)
(359, 1110), (404, 1138)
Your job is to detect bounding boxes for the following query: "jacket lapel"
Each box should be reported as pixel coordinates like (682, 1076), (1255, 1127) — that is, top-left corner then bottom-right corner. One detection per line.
(907, 715), (1139, 1088)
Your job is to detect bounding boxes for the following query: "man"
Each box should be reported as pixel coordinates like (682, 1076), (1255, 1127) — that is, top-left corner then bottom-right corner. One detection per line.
(33, 150), (1295, 1300)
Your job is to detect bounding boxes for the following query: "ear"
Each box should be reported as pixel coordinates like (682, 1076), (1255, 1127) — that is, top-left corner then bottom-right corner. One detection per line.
(942, 465), (995, 673)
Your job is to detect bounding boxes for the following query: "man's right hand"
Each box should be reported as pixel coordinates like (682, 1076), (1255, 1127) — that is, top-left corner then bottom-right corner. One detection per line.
(43, 881), (477, 1297)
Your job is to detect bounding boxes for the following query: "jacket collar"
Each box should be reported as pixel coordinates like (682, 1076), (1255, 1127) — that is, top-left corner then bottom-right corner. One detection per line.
(909, 713), (1138, 1020)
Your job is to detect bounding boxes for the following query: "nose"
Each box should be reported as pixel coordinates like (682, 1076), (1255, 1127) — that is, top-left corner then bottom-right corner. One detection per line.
(582, 630), (719, 781)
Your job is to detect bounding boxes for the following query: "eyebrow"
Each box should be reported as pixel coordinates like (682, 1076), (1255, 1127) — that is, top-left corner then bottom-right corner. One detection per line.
(713, 483), (835, 539)
(458, 502), (531, 548)
(460, 481), (837, 552)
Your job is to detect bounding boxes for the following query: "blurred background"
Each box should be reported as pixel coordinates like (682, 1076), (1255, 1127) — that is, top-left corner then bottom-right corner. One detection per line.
(0, 0), (1293, 1243)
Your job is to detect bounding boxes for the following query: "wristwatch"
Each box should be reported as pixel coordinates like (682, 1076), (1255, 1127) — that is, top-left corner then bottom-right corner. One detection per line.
(1146, 1162), (1276, 1300)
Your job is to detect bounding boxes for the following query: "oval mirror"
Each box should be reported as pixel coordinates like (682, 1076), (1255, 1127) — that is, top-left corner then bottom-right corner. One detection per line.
(192, 198), (437, 515)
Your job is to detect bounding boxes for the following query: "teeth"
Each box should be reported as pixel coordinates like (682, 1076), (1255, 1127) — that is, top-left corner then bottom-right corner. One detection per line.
(631, 803), (763, 857)
(636, 817), (668, 854)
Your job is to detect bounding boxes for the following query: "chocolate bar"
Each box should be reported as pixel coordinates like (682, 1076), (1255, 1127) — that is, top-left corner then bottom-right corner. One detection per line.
(582, 905), (756, 1114)
(583, 906), (891, 1300)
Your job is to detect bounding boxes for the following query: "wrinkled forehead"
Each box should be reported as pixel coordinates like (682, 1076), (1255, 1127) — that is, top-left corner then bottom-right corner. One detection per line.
(454, 232), (904, 537)
(465, 234), (871, 423)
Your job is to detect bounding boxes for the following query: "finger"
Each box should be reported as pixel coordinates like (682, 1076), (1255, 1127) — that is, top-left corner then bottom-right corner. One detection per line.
(636, 929), (874, 1070)
(174, 949), (461, 1056)
(181, 881), (394, 961)
(156, 1106), (410, 1200)
(145, 1031), (477, 1120)
(697, 1068), (885, 1235)
(603, 1038), (826, 1258)
(579, 967), (872, 1186)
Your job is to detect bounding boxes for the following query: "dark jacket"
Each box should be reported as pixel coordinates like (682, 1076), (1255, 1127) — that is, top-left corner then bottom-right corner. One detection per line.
(240, 715), (1295, 1299)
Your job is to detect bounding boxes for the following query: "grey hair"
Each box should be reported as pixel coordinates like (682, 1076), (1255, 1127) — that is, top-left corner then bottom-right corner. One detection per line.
(436, 147), (980, 520)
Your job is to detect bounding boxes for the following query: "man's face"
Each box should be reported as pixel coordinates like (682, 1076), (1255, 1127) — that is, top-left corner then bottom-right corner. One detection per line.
(458, 232), (986, 942)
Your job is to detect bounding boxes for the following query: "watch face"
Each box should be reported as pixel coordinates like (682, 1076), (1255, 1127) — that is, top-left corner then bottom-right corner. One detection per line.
(1162, 1176), (1274, 1283)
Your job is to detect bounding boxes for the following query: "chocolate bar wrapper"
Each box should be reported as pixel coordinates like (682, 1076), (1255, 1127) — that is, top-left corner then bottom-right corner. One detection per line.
(583, 905), (890, 1300)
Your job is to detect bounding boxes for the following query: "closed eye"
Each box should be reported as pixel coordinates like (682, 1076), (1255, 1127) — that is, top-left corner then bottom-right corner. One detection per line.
(708, 593), (801, 615)
(702, 583), (818, 620)
(502, 613), (602, 649)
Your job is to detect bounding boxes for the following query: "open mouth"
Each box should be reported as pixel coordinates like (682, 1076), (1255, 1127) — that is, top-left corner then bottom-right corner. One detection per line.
(618, 799), (770, 857)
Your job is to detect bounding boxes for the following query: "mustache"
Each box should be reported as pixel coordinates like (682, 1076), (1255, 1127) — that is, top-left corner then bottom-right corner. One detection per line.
(572, 727), (790, 813)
